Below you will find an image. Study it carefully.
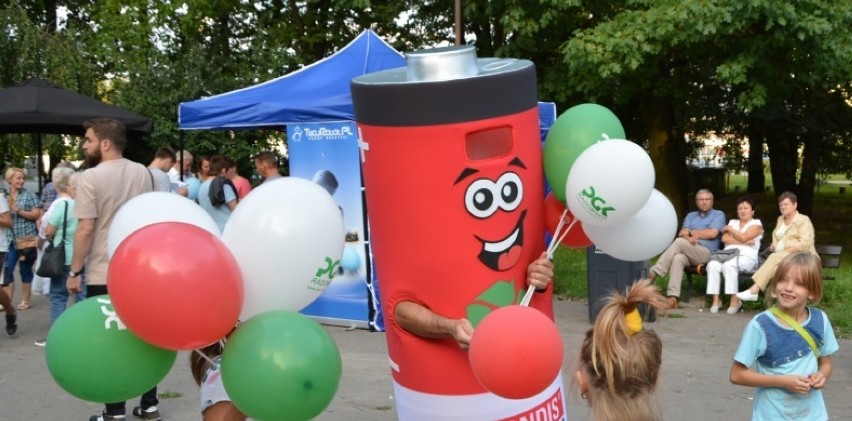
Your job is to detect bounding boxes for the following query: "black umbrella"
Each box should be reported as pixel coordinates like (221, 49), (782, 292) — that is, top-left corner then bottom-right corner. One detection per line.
(0, 78), (153, 189)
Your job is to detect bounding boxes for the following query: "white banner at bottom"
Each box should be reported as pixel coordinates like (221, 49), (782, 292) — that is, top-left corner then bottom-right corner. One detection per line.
(392, 372), (567, 421)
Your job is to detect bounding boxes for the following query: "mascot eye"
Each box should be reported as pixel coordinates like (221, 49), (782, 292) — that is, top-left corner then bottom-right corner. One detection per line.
(497, 172), (523, 211)
(465, 179), (499, 218)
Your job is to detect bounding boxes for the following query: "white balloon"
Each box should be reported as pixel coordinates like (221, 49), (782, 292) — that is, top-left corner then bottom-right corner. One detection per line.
(222, 177), (345, 319)
(566, 139), (654, 226)
(584, 189), (677, 261)
(108, 192), (221, 257)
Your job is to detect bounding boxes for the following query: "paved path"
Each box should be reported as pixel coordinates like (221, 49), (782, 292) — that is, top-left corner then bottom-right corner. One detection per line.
(1, 293), (850, 420)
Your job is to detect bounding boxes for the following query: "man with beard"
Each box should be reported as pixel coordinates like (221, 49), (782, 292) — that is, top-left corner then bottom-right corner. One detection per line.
(67, 118), (158, 421)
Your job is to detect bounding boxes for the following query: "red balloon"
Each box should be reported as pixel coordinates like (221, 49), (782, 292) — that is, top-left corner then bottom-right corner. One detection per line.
(544, 192), (593, 248)
(468, 305), (563, 399)
(109, 222), (243, 350)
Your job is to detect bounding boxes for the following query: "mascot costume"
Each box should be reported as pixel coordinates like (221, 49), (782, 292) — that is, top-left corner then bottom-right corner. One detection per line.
(352, 45), (567, 420)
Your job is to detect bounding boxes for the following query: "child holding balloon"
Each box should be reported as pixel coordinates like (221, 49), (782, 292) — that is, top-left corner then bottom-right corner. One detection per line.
(575, 279), (667, 421)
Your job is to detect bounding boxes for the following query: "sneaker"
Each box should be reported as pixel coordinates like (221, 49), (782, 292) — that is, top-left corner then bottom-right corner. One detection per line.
(132, 406), (161, 421)
(34, 339), (46, 347)
(5, 313), (16, 335)
(736, 290), (760, 302)
(89, 413), (126, 421)
(709, 305), (719, 314)
(727, 303), (743, 315)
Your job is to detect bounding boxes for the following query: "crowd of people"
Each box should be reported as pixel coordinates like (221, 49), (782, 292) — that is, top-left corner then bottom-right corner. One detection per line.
(0, 118), (283, 421)
(0, 120), (839, 419)
(650, 189), (819, 311)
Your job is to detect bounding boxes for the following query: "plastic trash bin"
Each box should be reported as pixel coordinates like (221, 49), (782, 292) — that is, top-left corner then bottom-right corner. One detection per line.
(586, 246), (653, 323)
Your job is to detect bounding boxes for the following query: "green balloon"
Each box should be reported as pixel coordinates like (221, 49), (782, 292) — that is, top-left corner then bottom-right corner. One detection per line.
(45, 296), (177, 403)
(543, 103), (626, 202)
(221, 311), (342, 421)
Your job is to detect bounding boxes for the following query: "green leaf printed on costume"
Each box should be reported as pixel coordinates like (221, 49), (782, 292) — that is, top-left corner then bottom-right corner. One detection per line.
(466, 280), (520, 327)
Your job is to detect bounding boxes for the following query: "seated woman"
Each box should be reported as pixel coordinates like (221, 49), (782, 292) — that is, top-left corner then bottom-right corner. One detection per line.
(737, 191), (816, 301)
(705, 197), (763, 314)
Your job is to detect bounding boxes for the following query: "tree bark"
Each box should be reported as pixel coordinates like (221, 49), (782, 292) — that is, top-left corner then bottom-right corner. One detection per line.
(765, 124), (798, 198)
(797, 131), (820, 215)
(642, 98), (688, 218)
(745, 126), (765, 194)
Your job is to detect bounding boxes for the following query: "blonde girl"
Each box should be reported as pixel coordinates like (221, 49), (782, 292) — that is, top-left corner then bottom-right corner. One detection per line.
(730, 252), (838, 420)
(575, 279), (667, 421)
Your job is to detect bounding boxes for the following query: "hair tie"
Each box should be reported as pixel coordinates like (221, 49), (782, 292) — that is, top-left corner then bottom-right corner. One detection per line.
(624, 308), (642, 335)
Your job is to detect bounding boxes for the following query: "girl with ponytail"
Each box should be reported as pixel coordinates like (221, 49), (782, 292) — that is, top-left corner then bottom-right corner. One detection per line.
(575, 279), (668, 421)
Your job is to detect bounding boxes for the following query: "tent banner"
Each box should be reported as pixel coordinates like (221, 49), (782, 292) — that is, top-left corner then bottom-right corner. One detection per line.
(289, 121), (378, 329)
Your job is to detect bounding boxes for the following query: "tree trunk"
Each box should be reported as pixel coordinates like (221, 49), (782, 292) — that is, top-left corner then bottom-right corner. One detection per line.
(45, 0), (57, 33)
(797, 132), (820, 215)
(765, 124), (798, 197)
(746, 126), (765, 193)
(642, 98), (688, 218)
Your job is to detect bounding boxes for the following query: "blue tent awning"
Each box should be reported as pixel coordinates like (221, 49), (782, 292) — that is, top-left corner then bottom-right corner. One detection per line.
(178, 30), (406, 130)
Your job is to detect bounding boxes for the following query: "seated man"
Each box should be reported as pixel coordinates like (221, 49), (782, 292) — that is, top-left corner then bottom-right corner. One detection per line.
(649, 189), (725, 308)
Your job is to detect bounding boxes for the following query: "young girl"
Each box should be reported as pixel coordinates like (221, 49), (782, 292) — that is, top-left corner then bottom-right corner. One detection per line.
(575, 279), (668, 421)
(730, 252), (838, 420)
(190, 339), (249, 421)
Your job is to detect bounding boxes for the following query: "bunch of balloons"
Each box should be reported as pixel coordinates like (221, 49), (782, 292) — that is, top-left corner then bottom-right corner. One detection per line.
(45, 178), (346, 420)
(543, 103), (676, 261)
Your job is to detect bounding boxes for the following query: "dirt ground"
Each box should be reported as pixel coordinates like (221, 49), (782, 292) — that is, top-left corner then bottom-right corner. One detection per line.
(1, 292), (850, 420)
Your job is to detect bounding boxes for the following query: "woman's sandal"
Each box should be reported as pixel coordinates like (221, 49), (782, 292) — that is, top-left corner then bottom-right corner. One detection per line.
(16, 301), (30, 310)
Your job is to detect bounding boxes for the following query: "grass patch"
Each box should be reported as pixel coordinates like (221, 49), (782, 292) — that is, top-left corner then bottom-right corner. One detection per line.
(552, 186), (852, 337)
(157, 391), (183, 399)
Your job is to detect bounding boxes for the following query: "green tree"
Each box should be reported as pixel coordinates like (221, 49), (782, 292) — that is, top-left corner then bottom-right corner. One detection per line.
(561, 0), (852, 215)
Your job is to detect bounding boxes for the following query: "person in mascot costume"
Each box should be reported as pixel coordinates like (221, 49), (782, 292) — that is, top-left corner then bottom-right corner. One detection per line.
(352, 45), (567, 420)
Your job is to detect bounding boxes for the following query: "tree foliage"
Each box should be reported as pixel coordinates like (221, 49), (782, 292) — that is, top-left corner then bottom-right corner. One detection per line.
(2, 0), (850, 211)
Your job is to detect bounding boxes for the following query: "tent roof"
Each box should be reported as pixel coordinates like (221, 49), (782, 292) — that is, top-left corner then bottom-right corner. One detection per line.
(0, 79), (153, 137)
(178, 30), (405, 131)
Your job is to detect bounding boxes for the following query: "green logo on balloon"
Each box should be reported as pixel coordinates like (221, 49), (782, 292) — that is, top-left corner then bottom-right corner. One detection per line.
(578, 185), (615, 220)
(311, 256), (341, 290)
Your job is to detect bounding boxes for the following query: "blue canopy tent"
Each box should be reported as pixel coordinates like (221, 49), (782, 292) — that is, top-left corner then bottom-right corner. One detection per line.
(176, 30), (556, 330)
(178, 30), (405, 129)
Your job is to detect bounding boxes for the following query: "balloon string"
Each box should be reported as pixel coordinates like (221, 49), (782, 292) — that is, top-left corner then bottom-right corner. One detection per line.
(546, 208), (570, 258)
(547, 215), (578, 259)
(194, 348), (219, 369)
(520, 285), (535, 307)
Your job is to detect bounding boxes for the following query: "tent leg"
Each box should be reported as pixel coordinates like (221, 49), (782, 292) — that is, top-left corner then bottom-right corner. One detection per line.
(36, 133), (43, 193)
(179, 131), (185, 181)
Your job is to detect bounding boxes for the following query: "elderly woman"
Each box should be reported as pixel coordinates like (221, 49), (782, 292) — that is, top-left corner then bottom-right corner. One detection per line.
(45, 171), (84, 319)
(737, 191), (816, 301)
(705, 197), (763, 314)
(3, 167), (43, 310)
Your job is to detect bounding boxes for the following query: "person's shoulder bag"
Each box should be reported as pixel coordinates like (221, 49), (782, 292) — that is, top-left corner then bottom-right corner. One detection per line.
(36, 201), (68, 278)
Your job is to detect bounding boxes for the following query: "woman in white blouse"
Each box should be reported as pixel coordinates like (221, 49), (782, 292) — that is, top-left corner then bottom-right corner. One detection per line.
(705, 197), (763, 314)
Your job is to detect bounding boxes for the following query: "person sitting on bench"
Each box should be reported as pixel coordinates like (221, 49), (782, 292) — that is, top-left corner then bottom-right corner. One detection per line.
(706, 196), (763, 314)
(737, 191), (816, 302)
(649, 189), (725, 309)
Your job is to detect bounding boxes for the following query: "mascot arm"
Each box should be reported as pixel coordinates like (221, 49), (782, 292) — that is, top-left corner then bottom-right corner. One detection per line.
(395, 301), (474, 350)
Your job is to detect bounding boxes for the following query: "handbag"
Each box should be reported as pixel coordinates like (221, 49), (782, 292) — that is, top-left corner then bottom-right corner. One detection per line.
(710, 248), (739, 263)
(36, 202), (67, 278)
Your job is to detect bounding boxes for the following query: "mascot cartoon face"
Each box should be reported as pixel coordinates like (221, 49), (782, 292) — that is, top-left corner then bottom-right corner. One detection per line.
(455, 156), (529, 272)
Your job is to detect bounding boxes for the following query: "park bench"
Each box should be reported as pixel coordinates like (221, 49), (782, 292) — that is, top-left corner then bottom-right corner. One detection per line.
(681, 244), (843, 303)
